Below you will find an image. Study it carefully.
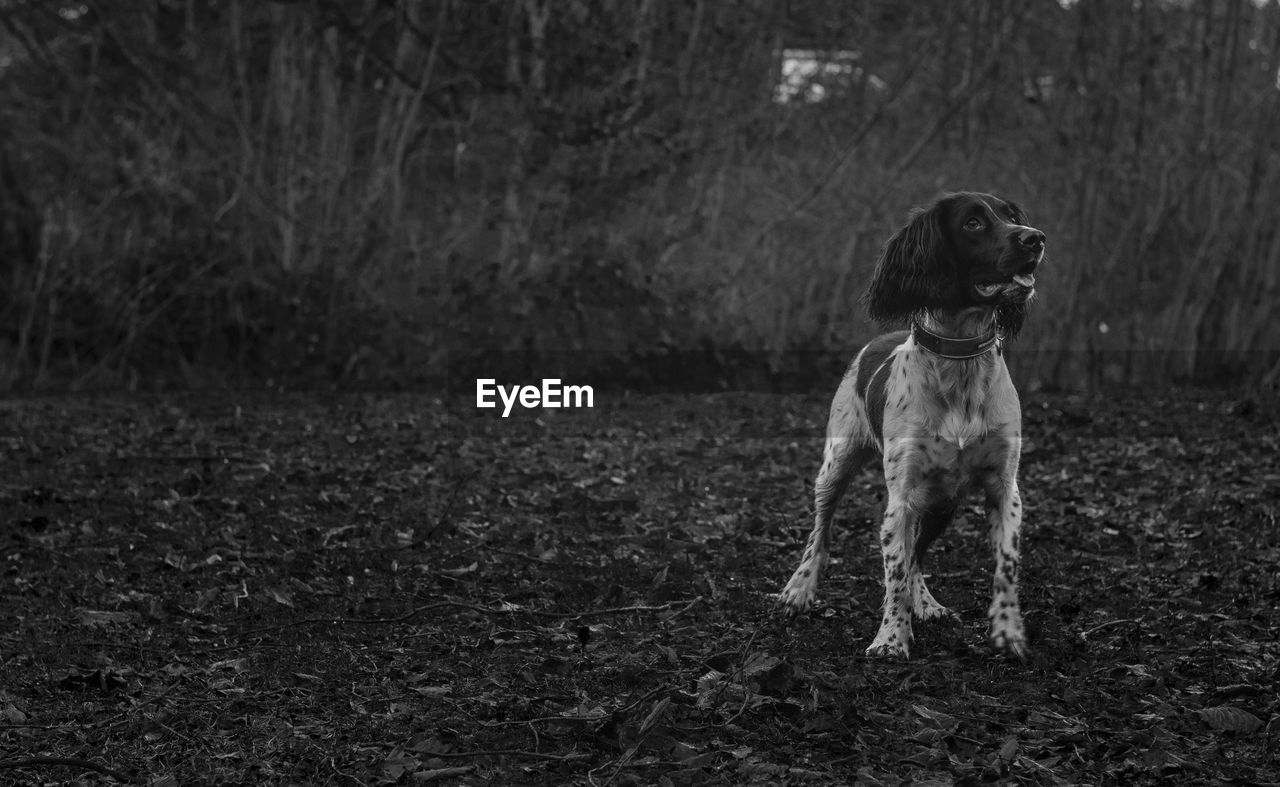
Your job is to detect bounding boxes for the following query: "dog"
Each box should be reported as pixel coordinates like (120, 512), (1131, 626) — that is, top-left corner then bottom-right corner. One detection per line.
(779, 191), (1045, 660)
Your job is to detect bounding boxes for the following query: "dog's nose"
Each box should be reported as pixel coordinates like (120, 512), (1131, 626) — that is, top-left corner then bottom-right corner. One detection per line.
(1018, 229), (1046, 253)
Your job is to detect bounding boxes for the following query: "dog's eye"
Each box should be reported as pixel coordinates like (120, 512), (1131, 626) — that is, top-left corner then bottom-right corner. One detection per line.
(964, 217), (985, 231)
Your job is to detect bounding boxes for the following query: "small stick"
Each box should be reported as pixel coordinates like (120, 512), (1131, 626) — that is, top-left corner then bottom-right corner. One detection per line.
(1080, 618), (1143, 639)
(0, 757), (138, 784)
(236, 598), (703, 637)
(429, 749), (589, 762)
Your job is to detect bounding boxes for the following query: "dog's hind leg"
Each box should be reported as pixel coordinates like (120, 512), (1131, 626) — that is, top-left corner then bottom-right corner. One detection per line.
(911, 502), (959, 621)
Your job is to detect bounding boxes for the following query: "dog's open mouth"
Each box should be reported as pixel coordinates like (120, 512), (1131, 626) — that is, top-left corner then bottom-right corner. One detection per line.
(975, 273), (1035, 298)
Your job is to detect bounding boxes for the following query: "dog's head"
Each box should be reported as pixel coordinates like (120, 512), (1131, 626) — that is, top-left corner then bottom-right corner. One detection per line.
(864, 191), (1046, 337)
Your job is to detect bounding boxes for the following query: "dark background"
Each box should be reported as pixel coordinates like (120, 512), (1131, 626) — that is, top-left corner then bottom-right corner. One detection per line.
(1, 0), (1278, 391)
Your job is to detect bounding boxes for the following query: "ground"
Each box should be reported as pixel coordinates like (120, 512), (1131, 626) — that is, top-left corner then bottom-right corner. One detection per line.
(1, 389), (1278, 785)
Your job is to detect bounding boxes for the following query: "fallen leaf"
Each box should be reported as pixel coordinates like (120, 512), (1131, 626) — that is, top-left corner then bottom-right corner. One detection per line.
(1196, 706), (1263, 734)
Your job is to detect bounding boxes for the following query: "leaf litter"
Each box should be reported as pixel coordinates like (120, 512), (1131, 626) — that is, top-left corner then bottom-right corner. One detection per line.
(0, 391), (1277, 783)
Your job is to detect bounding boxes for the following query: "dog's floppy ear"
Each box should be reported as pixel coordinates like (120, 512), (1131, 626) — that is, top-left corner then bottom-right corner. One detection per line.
(864, 203), (951, 326)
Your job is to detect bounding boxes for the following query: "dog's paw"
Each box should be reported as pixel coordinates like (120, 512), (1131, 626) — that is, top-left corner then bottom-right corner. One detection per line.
(918, 604), (960, 623)
(864, 641), (910, 660)
(866, 625), (911, 660)
(911, 575), (957, 622)
(777, 569), (821, 616)
(914, 594), (958, 622)
(776, 586), (817, 616)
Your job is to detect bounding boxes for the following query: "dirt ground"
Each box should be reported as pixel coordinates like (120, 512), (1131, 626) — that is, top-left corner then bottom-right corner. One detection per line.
(1, 388), (1278, 785)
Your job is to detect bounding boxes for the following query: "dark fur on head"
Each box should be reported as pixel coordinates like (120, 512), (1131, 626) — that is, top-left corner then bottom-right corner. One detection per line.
(992, 289), (1030, 340)
(863, 192), (1043, 340)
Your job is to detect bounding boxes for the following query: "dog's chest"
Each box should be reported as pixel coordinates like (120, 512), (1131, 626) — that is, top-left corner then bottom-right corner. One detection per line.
(935, 404), (988, 451)
(917, 429), (1003, 477)
(911, 373), (1014, 484)
(881, 349), (1019, 482)
(921, 368), (994, 451)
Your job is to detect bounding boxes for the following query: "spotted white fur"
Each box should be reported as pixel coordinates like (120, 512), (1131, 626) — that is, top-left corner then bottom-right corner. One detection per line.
(778, 191), (1044, 661)
(780, 331), (1028, 659)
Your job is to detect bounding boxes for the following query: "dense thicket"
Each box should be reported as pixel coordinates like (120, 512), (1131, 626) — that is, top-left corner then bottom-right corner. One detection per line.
(1, 0), (1277, 389)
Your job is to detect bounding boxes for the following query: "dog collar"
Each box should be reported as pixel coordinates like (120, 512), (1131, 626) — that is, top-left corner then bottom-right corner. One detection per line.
(910, 321), (1001, 359)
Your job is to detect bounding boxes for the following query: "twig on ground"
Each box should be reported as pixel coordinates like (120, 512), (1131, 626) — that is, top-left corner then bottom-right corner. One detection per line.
(617, 685), (675, 718)
(0, 757), (138, 784)
(479, 714), (602, 727)
(484, 546), (562, 564)
(429, 469), (478, 538)
(232, 597), (704, 639)
(90, 681), (184, 731)
(663, 595), (704, 621)
(429, 748), (589, 762)
(531, 598), (704, 621)
(1080, 618), (1143, 639)
(419, 765), (474, 781)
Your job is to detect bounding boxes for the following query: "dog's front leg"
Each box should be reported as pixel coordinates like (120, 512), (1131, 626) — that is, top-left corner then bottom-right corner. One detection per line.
(866, 486), (915, 659)
(986, 478), (1028, 660)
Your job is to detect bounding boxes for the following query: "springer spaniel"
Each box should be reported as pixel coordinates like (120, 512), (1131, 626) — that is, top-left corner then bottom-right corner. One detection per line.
(779, 191), (1045, 660)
